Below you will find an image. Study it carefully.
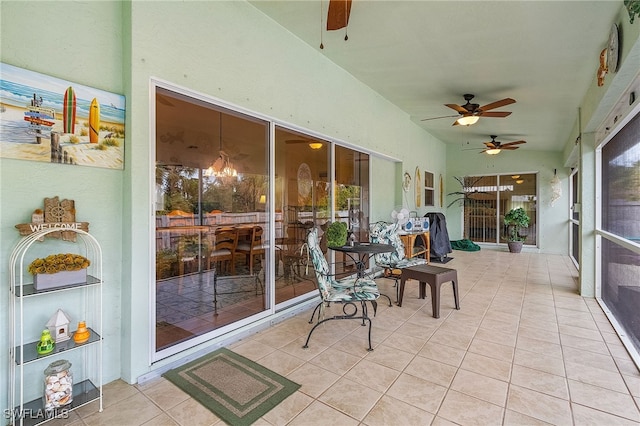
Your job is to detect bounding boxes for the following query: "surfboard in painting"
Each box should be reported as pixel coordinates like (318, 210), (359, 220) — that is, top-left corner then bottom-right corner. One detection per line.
(63, 86), (76, 134)
(89, 98), (100, 143)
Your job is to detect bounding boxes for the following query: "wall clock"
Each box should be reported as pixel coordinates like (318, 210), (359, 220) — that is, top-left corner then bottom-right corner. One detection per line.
(607, 23), (619, 74)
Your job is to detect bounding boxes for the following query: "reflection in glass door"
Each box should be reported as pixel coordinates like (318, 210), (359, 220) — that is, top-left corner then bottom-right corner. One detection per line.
(273, 128), (329, 304)
(155, 86), (269, 354)
(334, 145), (370, 276)
(462, 174), (537, 245)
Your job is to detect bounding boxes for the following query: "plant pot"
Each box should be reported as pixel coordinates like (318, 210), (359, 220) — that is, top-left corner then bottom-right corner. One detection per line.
(34, 269), (87, 291)
(507, 241), (523, 253)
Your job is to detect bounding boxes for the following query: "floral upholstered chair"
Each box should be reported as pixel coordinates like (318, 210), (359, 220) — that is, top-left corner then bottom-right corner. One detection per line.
(369, 221), (426, 301)
(303, 227), (380, 351)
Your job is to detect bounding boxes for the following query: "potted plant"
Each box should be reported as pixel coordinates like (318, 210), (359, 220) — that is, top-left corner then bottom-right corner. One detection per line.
(326, 221), (348, 247)
(28, 253), (90, 290)
(503, 207), (530, 253)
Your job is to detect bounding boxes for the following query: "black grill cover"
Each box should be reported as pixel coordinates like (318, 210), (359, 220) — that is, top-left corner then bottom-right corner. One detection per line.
(426, 212), (452, 261)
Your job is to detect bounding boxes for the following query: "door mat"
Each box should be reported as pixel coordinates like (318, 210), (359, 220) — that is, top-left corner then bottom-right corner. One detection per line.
(163, 348), (300, 425)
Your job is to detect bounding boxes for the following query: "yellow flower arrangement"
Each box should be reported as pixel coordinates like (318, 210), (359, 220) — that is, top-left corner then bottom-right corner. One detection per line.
(28, 253), (90, 275)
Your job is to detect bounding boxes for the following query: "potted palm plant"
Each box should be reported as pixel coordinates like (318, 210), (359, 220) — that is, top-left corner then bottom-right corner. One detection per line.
(503, 207), (530, 253)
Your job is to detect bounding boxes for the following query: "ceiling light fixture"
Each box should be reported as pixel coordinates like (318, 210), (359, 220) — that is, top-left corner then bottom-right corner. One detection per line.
(456, 115), (480, 126)
(511, 175), (520, 179)
(485, 148), (501, 155)
(204, 112), (238, 179)
(516, 179), (524, 184)
(309, 142), (323, 150)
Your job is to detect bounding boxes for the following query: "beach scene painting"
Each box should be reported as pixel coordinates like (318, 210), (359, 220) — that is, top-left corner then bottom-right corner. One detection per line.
(0, 62), (125, 170)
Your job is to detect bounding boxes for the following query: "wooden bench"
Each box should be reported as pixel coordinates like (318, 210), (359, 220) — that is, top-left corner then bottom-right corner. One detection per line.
(398, 264), (460, 318)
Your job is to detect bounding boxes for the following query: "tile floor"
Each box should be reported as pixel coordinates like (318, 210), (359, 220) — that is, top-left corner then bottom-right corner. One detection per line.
(55, 250), (640, 425)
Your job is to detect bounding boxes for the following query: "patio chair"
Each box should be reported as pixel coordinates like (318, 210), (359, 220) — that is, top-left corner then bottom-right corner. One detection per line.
(209, 226), (238, 275)
(369, 221), (427, 302)
(235, 225), (268, 275)
(303, 227), (381, 351)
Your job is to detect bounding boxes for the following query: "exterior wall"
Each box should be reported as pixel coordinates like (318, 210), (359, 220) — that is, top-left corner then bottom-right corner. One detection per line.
(0, 0), (126, 410)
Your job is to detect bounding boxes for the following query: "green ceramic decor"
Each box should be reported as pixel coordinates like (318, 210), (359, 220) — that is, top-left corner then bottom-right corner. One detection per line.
(36, 329), (55, 355)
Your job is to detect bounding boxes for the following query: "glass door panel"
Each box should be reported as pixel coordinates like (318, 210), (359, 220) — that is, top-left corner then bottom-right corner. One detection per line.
(273, 127), (328, 303)
(334, 145), (370, 276)
(463, 176), (498, 243)
(155, 87), (269, 353)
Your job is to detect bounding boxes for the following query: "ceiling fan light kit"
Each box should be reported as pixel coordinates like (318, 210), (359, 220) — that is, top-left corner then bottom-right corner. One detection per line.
(485, 148), (501, 155)
(456, 115), (480, 126)
(308, 142), (323, 149)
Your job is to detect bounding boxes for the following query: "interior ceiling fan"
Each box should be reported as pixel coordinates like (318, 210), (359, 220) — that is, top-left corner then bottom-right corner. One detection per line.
(480, 135), (526, 154)
(422, 94), (516, 126)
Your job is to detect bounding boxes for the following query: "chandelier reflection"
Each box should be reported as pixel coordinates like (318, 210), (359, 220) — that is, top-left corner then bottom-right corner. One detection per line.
(204, 111), (238, 179)
(204, 151), (237, 178)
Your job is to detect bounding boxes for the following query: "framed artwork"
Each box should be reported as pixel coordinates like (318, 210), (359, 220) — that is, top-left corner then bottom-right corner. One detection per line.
(415, 166), (421, 208)
(0, 62), (125, 170)
(424, 170), (434, 207)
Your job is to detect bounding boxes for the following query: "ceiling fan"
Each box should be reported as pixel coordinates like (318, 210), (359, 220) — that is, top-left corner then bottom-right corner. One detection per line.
(480, 135), (526, 155)
(422, 94), (516, 126)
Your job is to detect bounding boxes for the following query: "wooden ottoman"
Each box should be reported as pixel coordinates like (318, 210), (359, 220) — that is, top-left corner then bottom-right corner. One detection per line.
(398, 264), (460, 318)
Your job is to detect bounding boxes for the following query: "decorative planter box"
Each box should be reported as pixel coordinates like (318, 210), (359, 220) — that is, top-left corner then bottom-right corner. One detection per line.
(34, 269), (87, 291)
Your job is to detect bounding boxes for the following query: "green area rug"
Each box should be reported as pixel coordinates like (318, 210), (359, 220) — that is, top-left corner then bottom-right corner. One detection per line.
(163, 348), (300, 425)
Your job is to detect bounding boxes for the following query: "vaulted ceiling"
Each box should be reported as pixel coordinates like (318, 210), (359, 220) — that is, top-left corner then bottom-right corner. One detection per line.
(250, 1), (622, 152)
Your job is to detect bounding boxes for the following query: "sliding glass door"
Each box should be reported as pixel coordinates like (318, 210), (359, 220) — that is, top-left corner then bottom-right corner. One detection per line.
(462, 173), (537, 245)
(153, 84), (375, 357)
(155, 87), (270, 353)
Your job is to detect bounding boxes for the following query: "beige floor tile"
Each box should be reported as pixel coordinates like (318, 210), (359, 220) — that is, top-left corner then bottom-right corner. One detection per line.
(82, 392), (163, 426)
(141, 413), (180, 426)
(571, 403), (640, 425)
(450, 369), (509, 406)
(467, 338), (515, 363)
(460, 352), (512, 382)
(560, 333), (609, 355)
(309, 347), (361, 375)
(362, 394), (434, 426)
(228, 339), (278, 361)
(622, 374), (640, 397)
(559, 323), (605, 341)
(565, 360), (629, 393)
(568, 379), (640, 422)
(287, 363), (340, 398)
(404, 355), (458, 387)
(506, 384), (572, 425)
(503, 409), (552, 425)
(141, 379), (190, 411)
(257, 349), (307, 376)
(318, 377), (382, 420)
(517, 325), (560, 344)
(515, 336), (563, 358)
(380, 330), (427, 354)
(166, 397), (220, 426)
(418, 341), (467, 367)
(428, 327), (475, 351)
(386, 373), (447, 414)
(344, 359), (401, 393)
(474, 327), (517, 347)
(479, 317), (519, 335)
(261, 390), (313, 425)
(363, 343), (415, 371)
(288, 400), (359, 426)
(614, 356), (640, 377)
(280, 336), (328, 361)
(562, 345), (619, 372)
(438, 389), (504, 426)
(510, 364), (568, 400)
